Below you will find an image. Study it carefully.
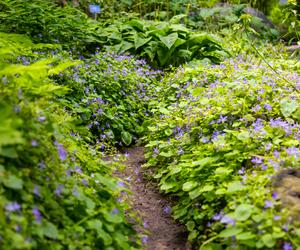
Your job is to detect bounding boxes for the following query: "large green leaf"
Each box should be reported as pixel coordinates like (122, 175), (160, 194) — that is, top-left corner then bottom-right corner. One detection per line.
(121, 131), (132, 146)
(159, 33), (178, 50)
(234, 204), (252, 221)
(280, 98), (299, 118)
(219, 227), (243, 238)
(134, 34), (152, 49)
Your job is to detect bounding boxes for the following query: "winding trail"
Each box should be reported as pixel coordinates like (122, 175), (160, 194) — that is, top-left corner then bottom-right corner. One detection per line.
(118, 146), (190, 250)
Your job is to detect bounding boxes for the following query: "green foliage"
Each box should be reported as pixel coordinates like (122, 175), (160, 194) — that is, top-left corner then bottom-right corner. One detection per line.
(97, 19), (227, 67)
(54, 50), (162, 147)
(143, 45), (300, 248)
(0, 33), (141, 249)
(0, 0), (101, 51)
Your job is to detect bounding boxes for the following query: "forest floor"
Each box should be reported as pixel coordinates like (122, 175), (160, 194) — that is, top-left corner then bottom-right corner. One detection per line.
(116, 146), (191, 250)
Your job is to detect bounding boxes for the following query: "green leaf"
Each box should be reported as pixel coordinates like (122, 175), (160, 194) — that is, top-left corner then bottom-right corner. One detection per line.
(280, 98), (299, 118)
(261, 234), (276, 248)
(3, 174), (23, 190)
(159, 33), (178, 50)
(234, 204), (252, 221)
(121, 131), (132, 146)
(42, 222), (59, 239)
(219, 227), (243, 238)
(98, 228), (113, 246)
(134, 34), (152, 49)
(237, 130), (250, 141)
(104, 212), (123, 224)
(182, 181), (197, 192)
(160, 181), (176, 191)
(227, 181), (245, 193)
(236, 232), (255, 240)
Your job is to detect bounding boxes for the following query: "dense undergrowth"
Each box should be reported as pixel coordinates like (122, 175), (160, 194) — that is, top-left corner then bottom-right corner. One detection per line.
(143, 48), (300, 249)
(0, 0), (299, 249)
(0, 33), (153, 249)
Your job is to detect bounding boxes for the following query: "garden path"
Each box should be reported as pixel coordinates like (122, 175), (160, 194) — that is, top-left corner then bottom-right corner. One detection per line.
(118, 146), (191, 250)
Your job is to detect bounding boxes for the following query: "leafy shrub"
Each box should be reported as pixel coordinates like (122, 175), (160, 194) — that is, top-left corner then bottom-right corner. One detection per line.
(96, 19), (227, 67)
(54, 51), (163, 147)
(143, 49), (300, 249)
(0, 0), (102, 51)
(0, 33), (140, 249)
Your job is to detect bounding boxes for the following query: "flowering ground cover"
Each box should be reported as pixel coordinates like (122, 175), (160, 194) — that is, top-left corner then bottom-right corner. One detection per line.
(143, 49), (300, 249)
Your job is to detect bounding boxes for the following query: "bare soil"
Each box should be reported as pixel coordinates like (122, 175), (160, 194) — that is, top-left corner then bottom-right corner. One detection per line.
(118, 146), (190, 250)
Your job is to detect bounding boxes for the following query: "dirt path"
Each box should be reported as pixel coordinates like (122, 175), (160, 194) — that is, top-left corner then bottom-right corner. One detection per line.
(117, 146), (190, 250)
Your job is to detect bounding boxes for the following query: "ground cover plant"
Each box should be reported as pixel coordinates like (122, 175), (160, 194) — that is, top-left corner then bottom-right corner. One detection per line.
(0, 33), (144, 249)
(143, 47), (300, 249)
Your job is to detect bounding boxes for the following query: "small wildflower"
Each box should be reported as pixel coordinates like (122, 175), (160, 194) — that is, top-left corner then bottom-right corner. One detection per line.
(32, 207), (42, 223)
(283, 242), (293, 250)
(264, 200), (273, 208)
(5, 202), (21, 212)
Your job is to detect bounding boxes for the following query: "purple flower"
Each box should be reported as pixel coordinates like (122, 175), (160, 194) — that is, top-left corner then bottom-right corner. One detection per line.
(261, 164), (268, 171)
(163, 205), (172, 215)
(72, 188), (79, 197)
(264, 104), (272, 111)
(274, 215), (281, 221)
(75, 166), (82, 174)
(57, 143), (67, 161)
(212, 212), (224, 221)
(15, 225), (22, 232)
(251, 157), (263, 165)
(55, 184), (64, 196)
(82, 179), (88, 186)
(283, 242), (293, 250)
(32, 207), (42, 223)
(31, 140), (38, 147)
(273, 150), (280, 158)
(117, 181), (126, 187)
(285, 147), (300, 157)
(238, 167), (245, 175)
(33, 185), (40, 197)
(220, 216), (235, 225)
(264, 200), (273, 208)
(218, 115), (227, 124)
(112, 208), (119, 214)
(38, 116), (46, 122)
(141, 235), (149, 244)
(272, 192), (278, 200)
(153, 147), (159, 155)
(5, 202), (21, 212)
